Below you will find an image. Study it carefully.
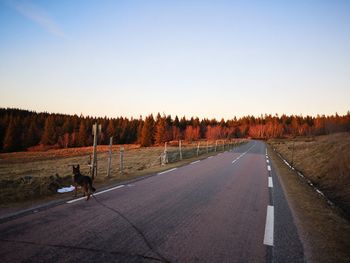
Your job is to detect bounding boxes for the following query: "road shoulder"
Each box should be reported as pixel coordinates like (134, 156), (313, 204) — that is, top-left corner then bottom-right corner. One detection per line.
(267, 144), (350, 263)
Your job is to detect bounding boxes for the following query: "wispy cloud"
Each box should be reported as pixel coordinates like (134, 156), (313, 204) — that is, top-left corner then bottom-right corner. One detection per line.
(8, 0), (65, 37)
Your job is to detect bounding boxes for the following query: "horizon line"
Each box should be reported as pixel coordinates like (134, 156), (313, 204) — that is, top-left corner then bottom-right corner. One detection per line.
(1, 107), (349, 121)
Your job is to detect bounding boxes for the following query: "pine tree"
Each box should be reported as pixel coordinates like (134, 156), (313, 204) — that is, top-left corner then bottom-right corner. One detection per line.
(24, 118), (39, 148)
(41, 116), (57, 145)
(137, 116), (143, 144)
(155, 115), (166, 144)
(78, 120), (87, 147)
(140, 114), (155, 147)
(3, 116), (21, 152)
(107, 119), (115, 138)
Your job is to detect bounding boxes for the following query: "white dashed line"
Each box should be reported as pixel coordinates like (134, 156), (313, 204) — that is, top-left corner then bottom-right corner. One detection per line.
(267, 165), (271, 171)
(190, 160), (200, 165)
(268, 177), (273, 188)
(67, 197), (86, 204)
(232, 143), (256, 164)
(266, 159), (269, 163)
(263, 205), (274, 246)
(94, 185), (125, 196)
(157, 168), (178, 175)
(67, 185), (125, 204)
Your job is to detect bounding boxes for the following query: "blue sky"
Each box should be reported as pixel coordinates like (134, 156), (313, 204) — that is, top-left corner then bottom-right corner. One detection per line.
(0, 0), (349, 119)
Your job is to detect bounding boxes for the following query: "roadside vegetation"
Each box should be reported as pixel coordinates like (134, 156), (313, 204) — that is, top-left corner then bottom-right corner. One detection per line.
(268, 132), (350, 216)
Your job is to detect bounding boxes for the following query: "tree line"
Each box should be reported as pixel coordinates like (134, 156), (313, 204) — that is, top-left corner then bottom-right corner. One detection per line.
(0, 108), (349, 152)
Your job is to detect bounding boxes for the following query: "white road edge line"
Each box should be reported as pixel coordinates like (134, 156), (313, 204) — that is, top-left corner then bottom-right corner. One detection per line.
(157, 168), (178, 175)
(268, 177), (273, 188)
(267, 165), (271, 171)
(67, 185), (125, 204)
(190, 160), (200, 165)
(263, 205), (274, 246)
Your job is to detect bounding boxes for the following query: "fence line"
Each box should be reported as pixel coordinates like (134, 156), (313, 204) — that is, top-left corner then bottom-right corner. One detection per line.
(114, 139), (246, 177)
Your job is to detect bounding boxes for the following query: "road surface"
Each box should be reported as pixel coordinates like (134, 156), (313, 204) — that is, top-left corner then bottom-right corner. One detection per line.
(0, 141), (304, 262)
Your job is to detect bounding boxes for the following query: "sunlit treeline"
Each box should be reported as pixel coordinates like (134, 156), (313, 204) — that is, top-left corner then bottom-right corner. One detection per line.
(0, 108), (349, 152)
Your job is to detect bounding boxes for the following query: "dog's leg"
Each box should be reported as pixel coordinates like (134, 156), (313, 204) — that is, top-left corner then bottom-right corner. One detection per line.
(74, 184), (77, 197)
(83, 185), (88, 199)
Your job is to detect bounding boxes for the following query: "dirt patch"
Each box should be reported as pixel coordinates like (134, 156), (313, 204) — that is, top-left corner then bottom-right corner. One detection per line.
(267, 144), (350, 263)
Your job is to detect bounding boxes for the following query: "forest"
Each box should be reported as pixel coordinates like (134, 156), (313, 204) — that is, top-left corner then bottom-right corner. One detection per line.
(0, 108), (349, 152)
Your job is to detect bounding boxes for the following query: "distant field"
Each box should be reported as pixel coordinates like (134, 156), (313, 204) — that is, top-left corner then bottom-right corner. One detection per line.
(268, 132), (350, 216)
(0, 140), (245, 204)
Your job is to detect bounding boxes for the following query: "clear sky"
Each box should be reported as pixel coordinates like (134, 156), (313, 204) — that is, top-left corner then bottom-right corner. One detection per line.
(0, 0), (349, 119)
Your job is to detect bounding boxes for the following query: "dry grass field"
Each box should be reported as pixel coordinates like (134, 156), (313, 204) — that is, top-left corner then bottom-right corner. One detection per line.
(0, 140), (245, 205)
(268, 132), (350, 216)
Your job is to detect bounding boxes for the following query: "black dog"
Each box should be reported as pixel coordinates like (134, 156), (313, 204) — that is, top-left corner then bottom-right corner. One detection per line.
(72, 164), (96, 200)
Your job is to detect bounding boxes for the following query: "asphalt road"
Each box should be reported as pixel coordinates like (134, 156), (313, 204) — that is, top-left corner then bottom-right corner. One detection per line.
(0, 141), (304, 262)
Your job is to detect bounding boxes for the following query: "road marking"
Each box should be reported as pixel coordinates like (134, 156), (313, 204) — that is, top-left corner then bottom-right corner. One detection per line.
(267, 165), (271, 171)
(268, 177), (273, 188)
(208, 156), (213, 159)
(232, 142), (256, 164)
(94, 185), (125, 196)
(157, 168), (177, 175)
(266, 159), (269, 163)
(67, 185), (125, 204)
(190, 160), (200, 165)
(263, 205), (274, 246)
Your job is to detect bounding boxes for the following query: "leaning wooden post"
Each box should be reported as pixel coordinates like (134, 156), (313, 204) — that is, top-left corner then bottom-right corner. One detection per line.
(197, 142), (200, 156)
(107, 136), (113, 178)
(223, 140), (225, 151)
(120, 146), (124, 175)
(179, 140), (182, 160)
(215, 140), (218, 152)
(206, 140), (209, 153)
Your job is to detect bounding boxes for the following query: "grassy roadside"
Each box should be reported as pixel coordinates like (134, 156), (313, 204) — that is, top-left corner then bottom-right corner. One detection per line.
(268, 132), (350, 216)
(267, 144), (350, 262)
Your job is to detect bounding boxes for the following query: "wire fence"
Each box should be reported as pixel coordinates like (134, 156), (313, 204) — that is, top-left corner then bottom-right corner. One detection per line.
(118, 139), (247, 174)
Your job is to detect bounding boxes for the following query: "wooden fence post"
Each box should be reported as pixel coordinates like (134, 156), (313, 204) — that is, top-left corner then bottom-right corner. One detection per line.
(91, 122), (101, 181)
(120, 146), (124, 175)
(179, 140), (182, 160)
(107, 136), (113, 178)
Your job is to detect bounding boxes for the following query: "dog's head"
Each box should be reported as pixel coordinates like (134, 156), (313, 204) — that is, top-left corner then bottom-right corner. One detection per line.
(72, 164), (80, 175)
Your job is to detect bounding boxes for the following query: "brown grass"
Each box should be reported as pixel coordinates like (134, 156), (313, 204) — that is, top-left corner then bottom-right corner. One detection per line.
(268, 132), (350, 216)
